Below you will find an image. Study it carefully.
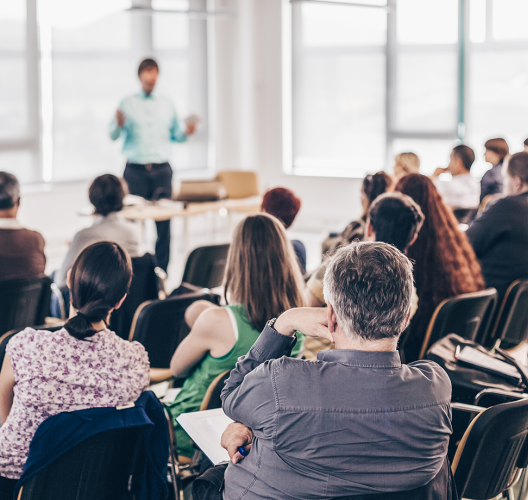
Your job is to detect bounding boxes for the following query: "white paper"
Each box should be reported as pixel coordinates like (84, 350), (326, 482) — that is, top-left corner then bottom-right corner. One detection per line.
(161, 388), (182, 404)
(177, 408), (233, 465)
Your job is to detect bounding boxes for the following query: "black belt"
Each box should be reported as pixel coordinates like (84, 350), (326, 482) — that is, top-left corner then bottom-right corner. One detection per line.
(126, 161), (169, 171)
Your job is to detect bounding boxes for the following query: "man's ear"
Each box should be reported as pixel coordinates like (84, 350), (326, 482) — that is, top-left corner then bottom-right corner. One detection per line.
(114, 293), (127, 311)
(66, 268), (72, 290)
(365, 220), (375, 240)
(407, 231), (419, 248)
(327, 302), (338, 343)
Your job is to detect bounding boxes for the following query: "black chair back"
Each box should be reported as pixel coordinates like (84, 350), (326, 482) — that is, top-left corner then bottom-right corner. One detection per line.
(181, 244), (230, 289)
(452, 397), (528, 499)
(129, 290), (217, 368)
(0, 324), (64, 372)
(452, 207), (478, 225)
(418, 288), (497, 359)
(109, 254), (159, 340)
(17, 427), (143, 500)
(200, 370), (231, 411)
(489, 280), (528, 348)
(0, 277), (52, 336)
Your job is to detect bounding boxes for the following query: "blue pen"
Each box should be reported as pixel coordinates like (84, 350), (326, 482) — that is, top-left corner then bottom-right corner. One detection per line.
(237, 446), (248, 457)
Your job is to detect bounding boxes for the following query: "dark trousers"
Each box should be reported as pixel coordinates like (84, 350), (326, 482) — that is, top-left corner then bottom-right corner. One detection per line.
(123, 162), (173, 272)
(0, 476), (17, 500)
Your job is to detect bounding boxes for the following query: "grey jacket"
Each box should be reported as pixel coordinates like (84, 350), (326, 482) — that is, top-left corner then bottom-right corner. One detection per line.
(221, 325), (452, 500)
(55, 213), (140, 287)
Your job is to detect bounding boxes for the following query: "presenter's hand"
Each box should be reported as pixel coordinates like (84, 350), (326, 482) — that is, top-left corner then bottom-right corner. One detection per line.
(184, 123), (196, 136)
(274, 307), (330, 340)
(115, 109), (126, 128)
(221, 422), (253, 464)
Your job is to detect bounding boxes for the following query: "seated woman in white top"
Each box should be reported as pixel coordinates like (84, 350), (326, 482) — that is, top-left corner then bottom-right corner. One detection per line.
(0, 242), (149, 499)
(55, 174), (140, 287)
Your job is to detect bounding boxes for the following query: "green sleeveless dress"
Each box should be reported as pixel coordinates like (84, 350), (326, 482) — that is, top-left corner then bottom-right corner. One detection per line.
(166, 304), (304, 457)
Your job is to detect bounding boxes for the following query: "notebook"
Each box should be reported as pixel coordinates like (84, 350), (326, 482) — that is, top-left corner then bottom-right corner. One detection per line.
(457, 346), (522, 383)
(177, 408), (234, 465)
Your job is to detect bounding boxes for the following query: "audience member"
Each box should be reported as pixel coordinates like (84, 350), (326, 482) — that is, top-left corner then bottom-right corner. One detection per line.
(467, 152), (528, 302)
(0, 172), (46, 283)
(393, 152), (420, 183)
(395, 174), (485, 361)
(192, 242), (454, 500)
(322, 171), (392, 254)
(261, 187), (306, 274)
(55, 174), (140, 287)
(480, 138), (509, 202)
(432, 145), (480, 208)
(0, 242), (149, 498)
(306, 192), (424, 309)
(166, 213), (305, 457)
(524, 138), (528, 152)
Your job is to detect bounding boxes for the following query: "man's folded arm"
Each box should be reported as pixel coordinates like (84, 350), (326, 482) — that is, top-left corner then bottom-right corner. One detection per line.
(221, 324), (296, 427)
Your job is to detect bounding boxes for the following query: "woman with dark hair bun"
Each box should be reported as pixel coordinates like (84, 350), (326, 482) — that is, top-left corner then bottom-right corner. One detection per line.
(394, 174), (485, 361)
(0, 242), (149, 496)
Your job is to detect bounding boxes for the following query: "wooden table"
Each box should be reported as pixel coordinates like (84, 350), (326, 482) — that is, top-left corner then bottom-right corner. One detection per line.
(120, 196), (262, 253)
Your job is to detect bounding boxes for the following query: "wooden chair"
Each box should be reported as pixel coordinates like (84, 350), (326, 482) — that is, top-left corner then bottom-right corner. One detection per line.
(451, 397), (528, 500)
(418, 288), (498, 359)
(215, 171), (259, 199)
(129, 290), (218, 383)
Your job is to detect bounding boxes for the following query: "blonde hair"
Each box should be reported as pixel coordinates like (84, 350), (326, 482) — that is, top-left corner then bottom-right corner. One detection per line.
(395, 152), (420, 175)
(224, 213), (305, 330)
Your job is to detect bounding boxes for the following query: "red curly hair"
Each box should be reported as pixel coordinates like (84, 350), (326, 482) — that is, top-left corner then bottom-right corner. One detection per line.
(395, 174), (485, 360)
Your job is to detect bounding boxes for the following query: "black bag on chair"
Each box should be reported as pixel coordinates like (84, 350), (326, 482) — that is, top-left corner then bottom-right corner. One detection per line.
(426, 334), (528, 404)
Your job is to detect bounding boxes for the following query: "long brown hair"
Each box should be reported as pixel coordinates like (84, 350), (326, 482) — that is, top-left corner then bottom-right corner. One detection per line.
(224, 213), (305, 330)
(395, 174), (485, 358)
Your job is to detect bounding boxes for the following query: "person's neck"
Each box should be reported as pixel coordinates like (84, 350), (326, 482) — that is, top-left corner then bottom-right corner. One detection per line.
(69, 306), (107, 333)
(453, 170), (470, 177)
(0, 208), (17, 219)
(515, 185), (528, 196)
(334, 334), (398, 352)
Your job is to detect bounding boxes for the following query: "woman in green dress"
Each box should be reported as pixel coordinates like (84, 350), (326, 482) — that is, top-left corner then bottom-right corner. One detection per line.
(166, 213), (306, 457)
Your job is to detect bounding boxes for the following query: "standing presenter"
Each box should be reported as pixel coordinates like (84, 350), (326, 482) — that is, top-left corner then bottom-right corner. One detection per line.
(109, 58), (196, 272)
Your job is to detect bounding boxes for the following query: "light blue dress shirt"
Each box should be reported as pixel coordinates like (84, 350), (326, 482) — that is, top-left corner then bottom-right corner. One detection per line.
(109, 91), (187, 164)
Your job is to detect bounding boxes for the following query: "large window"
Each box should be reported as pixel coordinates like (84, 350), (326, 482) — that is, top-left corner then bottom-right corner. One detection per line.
(0, 0), (211, 184)
(287, 0), (528, 178)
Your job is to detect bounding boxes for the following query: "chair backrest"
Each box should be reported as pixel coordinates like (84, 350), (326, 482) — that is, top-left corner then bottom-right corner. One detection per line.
(489, 280), (528, 348)
(215, 170), (259, 199)
(17, 427), (143, 500)
(0, 325), (64, 372)
(199, 370), (230, 411)
(452, 207), (478, 225)
(109, 253), (159, 340)
(419, 288), (498, 359)
(129, 290), (217, 368)
(452, 397), (528, 499)
(181, 244), (230, 289)
(0, 277), (52, 337)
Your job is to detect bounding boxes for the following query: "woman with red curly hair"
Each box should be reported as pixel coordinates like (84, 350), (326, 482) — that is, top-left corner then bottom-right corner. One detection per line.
(395, 174), (485, 361)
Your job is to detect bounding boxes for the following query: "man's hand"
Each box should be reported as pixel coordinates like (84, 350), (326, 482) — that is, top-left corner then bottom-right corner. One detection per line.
(221, 422), (254, 464)
(274, 307), (330, 340)
(184, 123), (196, 136)
(432, 167), (447, 178)
(116, 109), (126, 128)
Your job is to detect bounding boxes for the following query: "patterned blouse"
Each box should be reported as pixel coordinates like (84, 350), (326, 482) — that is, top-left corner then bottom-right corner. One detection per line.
(0, 327), (150, 480)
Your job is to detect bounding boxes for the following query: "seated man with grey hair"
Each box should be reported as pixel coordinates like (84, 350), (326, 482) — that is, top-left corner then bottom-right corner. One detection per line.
(193, 242), (454, 500)
(0, 171), (46, 282)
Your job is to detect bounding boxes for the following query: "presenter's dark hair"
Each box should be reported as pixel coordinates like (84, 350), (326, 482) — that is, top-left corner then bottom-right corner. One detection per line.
(0, 171), (20, 210)
(89, 174), (126, 216)
(452, 145), (475, 171)
(138, 58), (159, 76)
(64, 242), (133, 340)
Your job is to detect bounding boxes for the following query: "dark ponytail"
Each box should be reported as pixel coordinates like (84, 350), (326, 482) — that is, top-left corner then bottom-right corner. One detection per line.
(65, 241), (133, 340)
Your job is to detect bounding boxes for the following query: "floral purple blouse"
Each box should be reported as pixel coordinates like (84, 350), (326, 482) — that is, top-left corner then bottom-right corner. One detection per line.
(0, 327), (150, 480)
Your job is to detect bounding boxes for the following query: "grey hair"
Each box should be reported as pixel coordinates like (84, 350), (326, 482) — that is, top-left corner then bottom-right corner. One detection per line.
(323, 241), (414, 341)
(0, 172), (20, 210)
